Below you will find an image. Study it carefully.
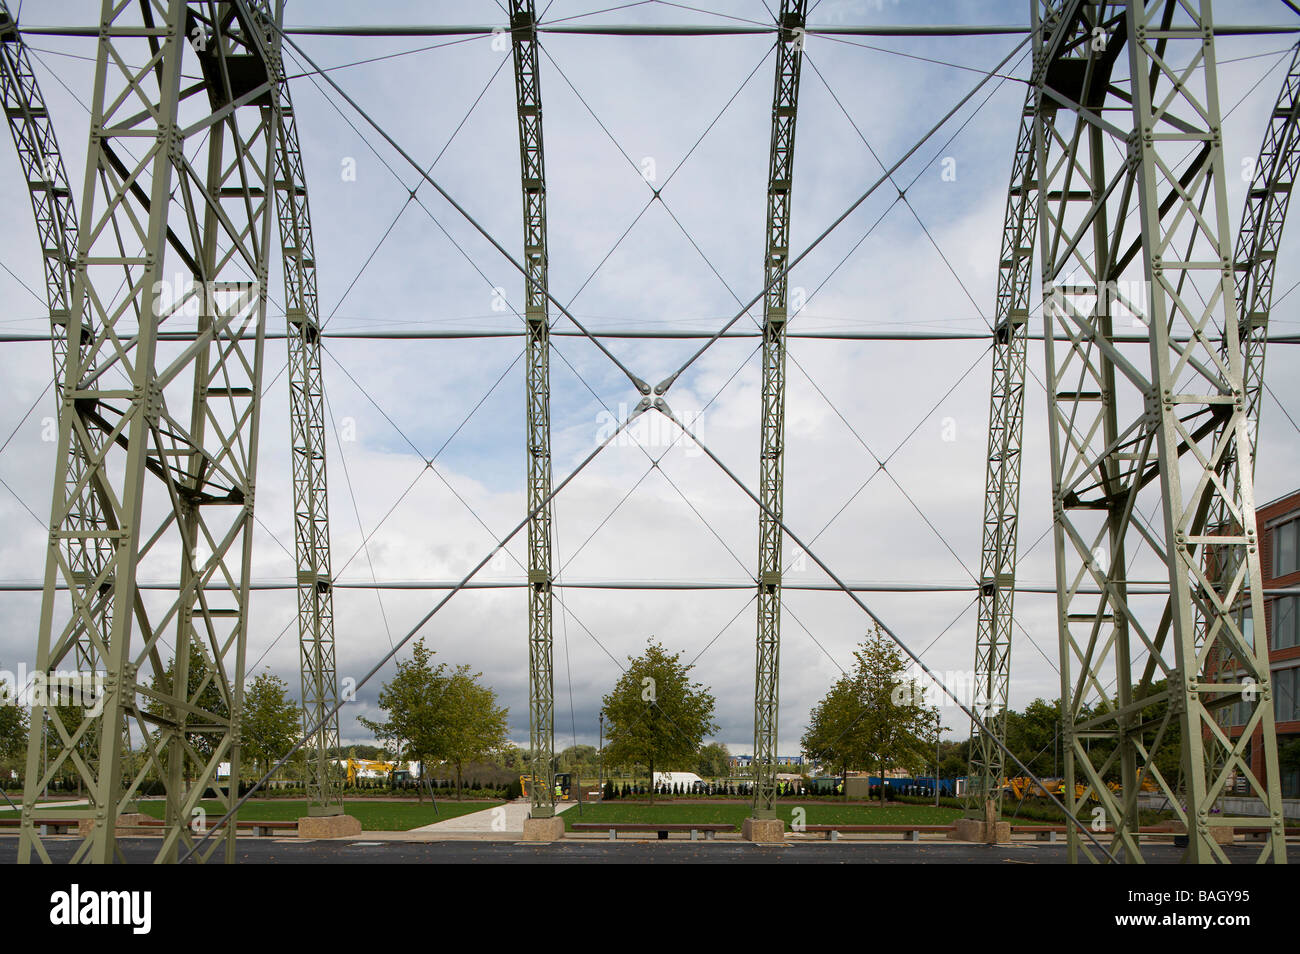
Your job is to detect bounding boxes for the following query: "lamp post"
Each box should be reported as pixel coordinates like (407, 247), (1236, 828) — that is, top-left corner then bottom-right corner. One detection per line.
(935, 715), (942, 807)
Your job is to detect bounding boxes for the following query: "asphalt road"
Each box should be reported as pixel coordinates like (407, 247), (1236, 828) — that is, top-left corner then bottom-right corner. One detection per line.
(0, 836), (1254, 863)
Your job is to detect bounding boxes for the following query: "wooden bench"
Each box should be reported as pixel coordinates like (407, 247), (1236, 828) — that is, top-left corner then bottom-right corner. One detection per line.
(1233, 825), (1300, 842)
(1008, 824), (1066, 842)
(570, 822), (733, 841)
(801, 824), (954, 842)
(1008, 824), (1300, 844)
(0, 816), (297, 837)
(0, 816), (79, 835)
(136, 818), (298, 837)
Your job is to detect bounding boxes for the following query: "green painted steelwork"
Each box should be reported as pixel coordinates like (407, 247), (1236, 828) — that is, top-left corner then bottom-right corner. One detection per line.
(263, 0), (344, 817)
(18, 0), (277, 864)
(752, 0), (806, 821)
(1035, 0), (1286, 863)
(510, 0), (557, 820)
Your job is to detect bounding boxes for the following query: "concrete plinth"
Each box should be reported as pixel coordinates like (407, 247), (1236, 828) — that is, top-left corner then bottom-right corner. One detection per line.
(950, 817), (1011, 844)
(77, 813), (154, 838)
(522, 815), (566, 842)
(742, 817), (785, 843)
(297, 813), (362, 839)
(1155, 820), (1234, 846)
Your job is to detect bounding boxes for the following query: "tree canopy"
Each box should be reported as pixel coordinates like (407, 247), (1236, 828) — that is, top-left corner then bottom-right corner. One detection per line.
(0, 670), (28, 775)
(801, 625), (937, 801)
(437, 664), (511, 797)
(147, 643), (229, 762)
(601, 638), (718, 802)
(240, 670), (301, 781)
(359, 639), (510, 798)
(697, 741), (731, 778)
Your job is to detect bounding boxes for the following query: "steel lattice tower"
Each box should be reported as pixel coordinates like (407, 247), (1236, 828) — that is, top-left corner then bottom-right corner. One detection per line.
(751, 0), (806, 821)
(0, 0), (1292, 865)
(261, 1), (344, 818)
(0, 2), (113, 681)
(966, 97), (1036, 816)
(18, 0), (277, 864)
(1034, 0), (1285, 863)
(510, 0), (557, 820)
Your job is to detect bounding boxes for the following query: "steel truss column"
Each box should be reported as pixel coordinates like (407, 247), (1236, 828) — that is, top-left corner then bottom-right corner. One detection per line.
(19, 0), (277, 864)
(0, 5), (106, 678)
(256, 2), (343, 817)
(1196, 38), (1300, 832)
(1229, 44), (1300, 465)
(1036, 0), (1285, 863)
(966, 95), (1037, 815)
(509, 0), (556, 820)
(752, 0), (806, 820)
(966, 6), (1082, 819)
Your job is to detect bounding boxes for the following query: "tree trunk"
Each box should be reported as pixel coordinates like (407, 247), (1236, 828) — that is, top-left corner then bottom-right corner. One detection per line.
(456, 762), (463, 800)
(417, 760), (424, 802)
(649, 758), (655, 806)
(843, 759), (849, 801)
(879, 757), (886, 806)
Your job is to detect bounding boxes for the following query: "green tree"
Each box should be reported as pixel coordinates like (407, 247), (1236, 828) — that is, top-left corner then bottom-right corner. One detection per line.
(697, 741), (731, 778)
(558, 744), (597, 775)
(438, 665), (510, 799)
(854, 629), (937, 803)
(147, 643), (229, 765)
(0, 671), (29, 784)
(358, 638), (447, 802)
(801, 674), (864, 794)
(601, 638), (718, 804)
(938, 738), (970, 781)
(241, 670), (302, 784)
(802, 625), (937, 803)
(1004, 697), (1061, 779)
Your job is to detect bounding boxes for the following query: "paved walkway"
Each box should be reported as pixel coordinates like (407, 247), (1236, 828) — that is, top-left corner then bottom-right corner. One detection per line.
(408, 798), (575, 835)
(0, 798), (87, 813)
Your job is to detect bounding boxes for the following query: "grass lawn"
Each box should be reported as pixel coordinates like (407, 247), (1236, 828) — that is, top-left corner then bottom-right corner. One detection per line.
(43, 798), (502, 831)
(562, 801), (963, 831)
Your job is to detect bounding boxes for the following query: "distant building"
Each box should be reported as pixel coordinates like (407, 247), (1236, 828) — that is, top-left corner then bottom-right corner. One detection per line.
(728, 754), (804, 769)
(1222, 488), (1300, 799)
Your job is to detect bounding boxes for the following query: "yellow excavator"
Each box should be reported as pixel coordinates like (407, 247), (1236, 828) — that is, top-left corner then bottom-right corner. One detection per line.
(519, 773), (578, 800)
(1002, 774), (1158, 802)
(346, 758), (395, 784)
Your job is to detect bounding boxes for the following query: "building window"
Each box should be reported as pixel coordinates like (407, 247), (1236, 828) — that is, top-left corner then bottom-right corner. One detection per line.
(1274, 596), (1299, 651)
(1275, 517), (1299, 578)
(1230, 692), (1251, 727)
(1274, 666), (1299, 724)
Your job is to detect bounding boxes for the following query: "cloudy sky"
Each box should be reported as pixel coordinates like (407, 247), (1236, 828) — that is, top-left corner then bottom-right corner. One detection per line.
(1, 0), (1298, 764)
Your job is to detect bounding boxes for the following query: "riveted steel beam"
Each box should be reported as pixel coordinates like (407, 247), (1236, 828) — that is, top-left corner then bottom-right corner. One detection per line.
(751, 0), (806, 821)
(509, 0), (557, 820)
(1035, 0), (1285, 863)
(0, 2), (106, 680)
(965, 2), (1084, 819)
(252, 0), (345, 818)
(19, 0), (276, 864)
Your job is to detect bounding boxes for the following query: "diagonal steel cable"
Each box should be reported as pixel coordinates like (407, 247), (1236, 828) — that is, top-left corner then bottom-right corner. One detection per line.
(178, 399), (653, 861)
(652, 399), (1119, 860)
(653, 32), (1033, 396)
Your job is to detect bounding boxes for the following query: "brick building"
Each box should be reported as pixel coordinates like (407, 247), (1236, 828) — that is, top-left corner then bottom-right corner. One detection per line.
(1226, 488), (1300, 799)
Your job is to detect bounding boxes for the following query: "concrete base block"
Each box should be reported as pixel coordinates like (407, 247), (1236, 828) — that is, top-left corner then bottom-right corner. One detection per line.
(77, 813), (154, 838)
(950, 817), (1011, 844)
(742, 817), (785, 843)
(297, 814), (362, 839)
(522, 815), (566, 842)
(1159, 821), (1234, 846)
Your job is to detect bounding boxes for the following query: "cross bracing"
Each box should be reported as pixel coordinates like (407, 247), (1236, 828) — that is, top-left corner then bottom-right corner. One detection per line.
(0, 2), (1295, 865)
